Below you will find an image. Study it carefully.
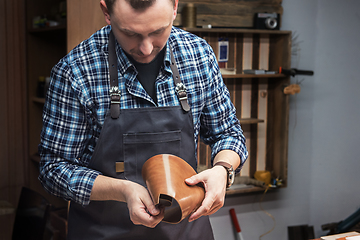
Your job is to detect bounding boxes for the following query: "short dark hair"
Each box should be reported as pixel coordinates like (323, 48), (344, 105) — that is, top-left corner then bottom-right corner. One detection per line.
(105, 0), (174, 13)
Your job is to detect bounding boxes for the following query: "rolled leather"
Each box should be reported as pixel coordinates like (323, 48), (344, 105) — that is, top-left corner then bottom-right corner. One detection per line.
(142, 154), (205, 224)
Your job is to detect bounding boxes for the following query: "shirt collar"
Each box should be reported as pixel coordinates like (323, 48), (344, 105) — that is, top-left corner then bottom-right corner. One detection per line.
(115, 42), (134, 76)
(164, 41), (174, 75)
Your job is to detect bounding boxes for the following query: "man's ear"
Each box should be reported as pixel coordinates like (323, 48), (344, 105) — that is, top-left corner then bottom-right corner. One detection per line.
(173, 0), (179, 21)
(100, 0), (111, 25)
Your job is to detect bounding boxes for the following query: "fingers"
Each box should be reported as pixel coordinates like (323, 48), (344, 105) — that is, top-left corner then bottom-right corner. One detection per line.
(129, 203), (164, 228)
(125, 182), (164, 228)
(140, 191), (161, 216)
(188, 190), (225, 222)
(186, 167), (227, 222)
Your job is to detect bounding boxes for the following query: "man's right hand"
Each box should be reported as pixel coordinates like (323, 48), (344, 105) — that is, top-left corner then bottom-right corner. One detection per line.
(90, 175), (164, 228)
(123, 180), (164, 228)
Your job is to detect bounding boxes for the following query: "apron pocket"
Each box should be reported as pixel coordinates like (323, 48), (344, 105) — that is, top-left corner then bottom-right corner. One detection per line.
(123, 130), (181, 186)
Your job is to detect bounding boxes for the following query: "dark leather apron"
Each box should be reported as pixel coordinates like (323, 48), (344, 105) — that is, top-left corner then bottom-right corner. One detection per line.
(67, 31), (214, 240)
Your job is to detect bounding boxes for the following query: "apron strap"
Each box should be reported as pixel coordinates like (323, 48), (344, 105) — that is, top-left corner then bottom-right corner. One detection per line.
(170, 50), (190, 112)
(109, 31), (121, 119)
(108, 31), (191, 118)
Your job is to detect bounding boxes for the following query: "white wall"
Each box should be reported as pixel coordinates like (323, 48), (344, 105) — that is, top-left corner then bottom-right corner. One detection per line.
(210, 0), (360, 239)
(310, 0), (360, 237)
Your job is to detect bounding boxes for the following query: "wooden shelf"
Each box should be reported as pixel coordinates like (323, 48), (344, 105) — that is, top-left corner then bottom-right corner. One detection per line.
(33, 97), (45, 104)
(239, 118), (264, 124)
(226, 186), (266, 195)
(222, 73), (286, 79)
(183, 27), (291, 35)
(226, 185), (280, 196)
(28, 25), (66, 33)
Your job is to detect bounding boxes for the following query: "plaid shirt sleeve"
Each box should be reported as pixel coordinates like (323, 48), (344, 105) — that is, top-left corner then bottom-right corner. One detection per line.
(200, 50), (248, 166)
(38, 57), (101, 205)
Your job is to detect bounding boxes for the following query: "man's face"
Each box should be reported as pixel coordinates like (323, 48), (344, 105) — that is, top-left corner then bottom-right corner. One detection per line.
(101, 0), (178, 63)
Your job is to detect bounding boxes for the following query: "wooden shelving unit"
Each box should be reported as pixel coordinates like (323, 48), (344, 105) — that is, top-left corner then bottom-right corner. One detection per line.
(25, 0), (108, 217)
(25, 0), (68, 210)
(189, 28), (292, 194)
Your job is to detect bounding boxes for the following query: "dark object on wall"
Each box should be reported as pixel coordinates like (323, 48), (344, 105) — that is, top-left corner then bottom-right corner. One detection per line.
(254, 13), (280, 30)
(288, 224), (315, 240)
(279, 67), (314, 77)
(322, 207), (360, 235)
(12, 187), (52, 240)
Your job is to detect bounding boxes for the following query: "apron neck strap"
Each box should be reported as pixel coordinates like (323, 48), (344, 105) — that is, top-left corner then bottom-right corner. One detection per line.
(108, 30), (190, 118)
(109, 31), (121, 119)
(169, 50), (191, 112)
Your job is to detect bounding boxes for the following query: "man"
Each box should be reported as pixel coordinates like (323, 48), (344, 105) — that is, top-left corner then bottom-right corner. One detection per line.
(39, 0), (248, 239)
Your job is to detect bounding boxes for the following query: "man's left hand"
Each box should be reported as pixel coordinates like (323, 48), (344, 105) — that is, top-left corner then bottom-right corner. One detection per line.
(185, 165), (228, 222)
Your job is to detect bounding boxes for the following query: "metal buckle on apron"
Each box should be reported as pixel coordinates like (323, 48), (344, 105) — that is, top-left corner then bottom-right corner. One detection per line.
(175, 83), (187, 101)
(110, 86), (121, 119)
(175, 82), (190, 112)
(110, 86), (121, 103)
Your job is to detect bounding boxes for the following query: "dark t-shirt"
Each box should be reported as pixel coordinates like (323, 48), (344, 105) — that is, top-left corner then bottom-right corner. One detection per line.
(127, 48), (165, 104)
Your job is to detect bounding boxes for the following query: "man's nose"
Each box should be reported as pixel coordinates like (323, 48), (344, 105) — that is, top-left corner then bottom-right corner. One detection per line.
(139, 38), (153, 56)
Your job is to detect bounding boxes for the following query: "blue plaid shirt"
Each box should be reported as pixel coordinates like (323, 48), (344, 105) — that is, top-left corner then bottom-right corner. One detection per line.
(39, 25), (248, 205)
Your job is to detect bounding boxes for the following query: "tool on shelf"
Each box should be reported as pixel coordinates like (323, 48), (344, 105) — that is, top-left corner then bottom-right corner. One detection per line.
(279, 67), (314, 77)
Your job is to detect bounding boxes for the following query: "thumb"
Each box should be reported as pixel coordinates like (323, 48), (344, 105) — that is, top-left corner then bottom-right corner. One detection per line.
(141, 196), (160, 216)
(185, 174), (201, 186)
(147, 203), (160, 216)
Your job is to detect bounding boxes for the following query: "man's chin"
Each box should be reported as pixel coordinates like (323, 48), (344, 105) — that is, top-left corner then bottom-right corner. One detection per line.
(130, 50), (161, 64)
(134, 57), (154, 64)
(131, 54), (156, 64)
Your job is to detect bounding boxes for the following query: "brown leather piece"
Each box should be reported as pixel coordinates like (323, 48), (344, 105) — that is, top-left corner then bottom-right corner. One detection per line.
(115, 162), (124, 173)
(142, 154), (205, 224)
